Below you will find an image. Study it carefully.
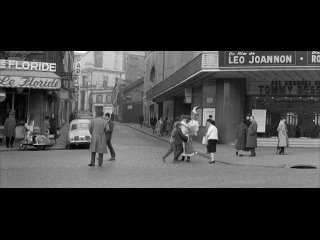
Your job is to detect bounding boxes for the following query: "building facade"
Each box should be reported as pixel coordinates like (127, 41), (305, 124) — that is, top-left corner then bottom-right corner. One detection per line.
(145, 51), (320, 145)
(0, 51), (74, 138)
(77, 51), (125, 117)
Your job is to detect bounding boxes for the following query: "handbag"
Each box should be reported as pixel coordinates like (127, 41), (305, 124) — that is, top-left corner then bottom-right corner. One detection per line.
(202, 136), (208, 145)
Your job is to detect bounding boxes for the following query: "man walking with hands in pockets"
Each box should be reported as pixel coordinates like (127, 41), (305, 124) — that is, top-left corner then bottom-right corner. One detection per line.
(104, 113), (116, 161)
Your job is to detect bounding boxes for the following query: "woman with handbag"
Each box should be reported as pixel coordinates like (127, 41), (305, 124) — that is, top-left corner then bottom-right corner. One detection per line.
(206, 119), (218, 164)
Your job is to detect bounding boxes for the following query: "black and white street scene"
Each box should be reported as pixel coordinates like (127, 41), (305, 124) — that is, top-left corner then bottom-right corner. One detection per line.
(0, 51), (319, 188)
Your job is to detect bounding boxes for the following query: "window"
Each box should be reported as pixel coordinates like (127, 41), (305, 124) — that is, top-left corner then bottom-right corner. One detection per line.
(96, 95), (103, 103)
(315, 113), (320, 126)
(150, 67), (155, 82)
(106, 95), (112, 104)
(103, 76), (108, 88)
(94, 51), (103, 68)
(286, 112), (298, 126)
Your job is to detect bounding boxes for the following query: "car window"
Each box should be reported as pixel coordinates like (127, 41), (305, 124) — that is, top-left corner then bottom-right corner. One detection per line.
(71, 123), (89, 130)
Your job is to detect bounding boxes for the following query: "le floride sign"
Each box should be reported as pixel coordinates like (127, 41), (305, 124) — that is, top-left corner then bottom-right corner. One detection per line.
(0, 59), (61, 89)
(0, 76), (61, 89)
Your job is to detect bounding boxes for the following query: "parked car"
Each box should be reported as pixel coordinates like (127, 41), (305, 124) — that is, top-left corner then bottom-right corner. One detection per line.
(67, 119), (92, 149)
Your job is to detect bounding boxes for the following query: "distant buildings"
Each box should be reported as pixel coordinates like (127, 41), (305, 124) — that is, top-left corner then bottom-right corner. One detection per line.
(77, 51), (145, 118)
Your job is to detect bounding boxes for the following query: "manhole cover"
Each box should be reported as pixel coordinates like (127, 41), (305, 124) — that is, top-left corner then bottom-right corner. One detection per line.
(290, 165), (318, 169)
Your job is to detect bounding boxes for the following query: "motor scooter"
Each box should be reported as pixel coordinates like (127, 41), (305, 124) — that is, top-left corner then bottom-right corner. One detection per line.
(19, 130), (55, 151)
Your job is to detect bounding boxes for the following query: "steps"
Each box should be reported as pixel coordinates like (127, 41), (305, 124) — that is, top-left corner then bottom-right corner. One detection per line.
(257, 138), (320, 148)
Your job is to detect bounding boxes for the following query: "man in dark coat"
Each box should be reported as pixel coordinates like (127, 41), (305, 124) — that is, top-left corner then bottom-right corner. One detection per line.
(89, 111), (108, 167)
(139, 114), (144, 128)
(150, 115), (157, 134)
(49, 113), (59, 144)
(4, 111), (16, 148)
(246, 115), (258, 157)
(104, 113), (116, 161)
(162, 117), (167, 137)
(235, 120), (248, 157)
(172, 122), (188, 162)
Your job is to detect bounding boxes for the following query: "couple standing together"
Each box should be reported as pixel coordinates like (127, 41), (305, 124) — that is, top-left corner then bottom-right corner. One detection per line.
(88, 112), (116, 167)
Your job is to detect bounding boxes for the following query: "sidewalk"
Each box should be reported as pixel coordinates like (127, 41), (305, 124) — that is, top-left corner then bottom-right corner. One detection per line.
(122, 122), (320, 169)
(0, 123), (69, 152)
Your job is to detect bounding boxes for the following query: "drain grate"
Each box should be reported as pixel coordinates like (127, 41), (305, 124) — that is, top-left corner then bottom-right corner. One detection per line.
(290, 165), (318, 169)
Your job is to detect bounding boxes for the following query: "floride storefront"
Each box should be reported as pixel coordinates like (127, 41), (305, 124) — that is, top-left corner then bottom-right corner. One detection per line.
(0, 59), (61, 138)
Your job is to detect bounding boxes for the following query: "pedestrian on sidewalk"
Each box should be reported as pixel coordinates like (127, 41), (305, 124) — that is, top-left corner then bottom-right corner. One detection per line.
(24, 115), (36, 144)
(41, 116), (51, 135)
(166, 118), (173, 136)
(206, 119), (218, 164)
(89, 112), (108, 167)
(162, 117), (167, 136)
(156, 117), (163, 137)
(104, 113), (116, 161)
(162, 121), (179, 162)
(235, 119), (248, 157)
(172, 122), (189, 163)
(150, 114), (157, 134)
(276, 117), (289, 155)
(246, 115), (258, 157)
(139, 114), (144, 128)
(205, 115), (213, 154)
(4, 110), (16, 148)
(49, 113), (59, 145)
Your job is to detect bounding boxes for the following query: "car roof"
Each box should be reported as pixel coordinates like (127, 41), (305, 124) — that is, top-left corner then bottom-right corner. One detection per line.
(70, 119), (92, 125)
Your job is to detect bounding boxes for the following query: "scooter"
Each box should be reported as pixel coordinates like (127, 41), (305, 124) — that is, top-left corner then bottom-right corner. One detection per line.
(19, 131), (55, 151)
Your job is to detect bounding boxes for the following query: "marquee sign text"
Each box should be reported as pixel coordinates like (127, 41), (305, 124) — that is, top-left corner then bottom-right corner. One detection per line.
(0, 59), (57, 72)
(0, 75), (61, 89)
(220, 51), (320, 67)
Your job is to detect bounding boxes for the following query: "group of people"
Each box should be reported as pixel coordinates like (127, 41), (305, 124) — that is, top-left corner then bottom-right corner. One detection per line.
(3, 111), (60, 148)
(150, 115), (174, 137)
(235, 114), (289, 157)
(88, 112), (116, 167)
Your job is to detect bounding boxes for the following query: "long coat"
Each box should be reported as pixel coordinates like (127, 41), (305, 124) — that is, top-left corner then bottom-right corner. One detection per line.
(246, 121), (258, 149)
(90, 117), (108, 154)
(4, 116), (16, 137)
(235, 123), (248, 151)
(277, 121), (289, 147)
(180, 122), (194, 157)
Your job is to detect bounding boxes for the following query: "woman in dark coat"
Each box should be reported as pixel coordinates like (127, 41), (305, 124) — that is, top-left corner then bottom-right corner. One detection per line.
(235, 120), (248, 157)
(246, 116), (258, 157)
(49, 113), (59, 144)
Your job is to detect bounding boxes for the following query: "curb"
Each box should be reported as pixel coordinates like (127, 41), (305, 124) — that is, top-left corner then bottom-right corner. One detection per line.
(124, 124), (319, 170)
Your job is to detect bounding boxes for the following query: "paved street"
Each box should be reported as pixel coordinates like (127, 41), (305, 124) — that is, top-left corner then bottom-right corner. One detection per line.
(0, 124), (319, 188)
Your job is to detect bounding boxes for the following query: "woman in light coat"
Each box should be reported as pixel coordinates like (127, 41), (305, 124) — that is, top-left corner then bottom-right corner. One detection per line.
(206, 119), (218, 164)
(277, 117), (289, 155)
(246, 116), (258, 157)
(235, 120), (248, 157)
(180, 118), (194, 162)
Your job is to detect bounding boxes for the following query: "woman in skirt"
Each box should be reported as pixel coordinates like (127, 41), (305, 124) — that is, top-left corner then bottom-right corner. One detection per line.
(206, 119), (218, 164)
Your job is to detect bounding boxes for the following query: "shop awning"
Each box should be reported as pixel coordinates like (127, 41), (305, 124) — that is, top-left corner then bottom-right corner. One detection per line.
(0, 69), (61, 90)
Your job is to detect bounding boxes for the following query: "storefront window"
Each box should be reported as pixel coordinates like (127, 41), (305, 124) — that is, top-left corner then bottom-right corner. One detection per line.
(247, 96), (320, 138)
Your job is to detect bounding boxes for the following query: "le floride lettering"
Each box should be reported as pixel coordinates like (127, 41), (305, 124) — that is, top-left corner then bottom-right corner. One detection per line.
(0, 76), (61, 89)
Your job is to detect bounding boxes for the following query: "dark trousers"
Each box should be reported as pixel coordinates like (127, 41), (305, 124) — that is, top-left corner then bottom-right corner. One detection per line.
(6, 136), (15, 147)
(91, 152), (103, 166)
(107, 139), (116, 158)
(174, 144), (184, 161)
(250, 148), (256, 156)
(163, 142), (175, 160)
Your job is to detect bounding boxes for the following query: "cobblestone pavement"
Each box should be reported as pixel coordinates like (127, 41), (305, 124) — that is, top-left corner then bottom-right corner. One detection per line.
(124, 123), (320, 169)
(0, 124), (319, 188)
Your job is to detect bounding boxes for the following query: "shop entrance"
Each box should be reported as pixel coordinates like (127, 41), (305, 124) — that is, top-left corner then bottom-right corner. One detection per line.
(247, 96), (320, 138)
(0, 90), (29, 125)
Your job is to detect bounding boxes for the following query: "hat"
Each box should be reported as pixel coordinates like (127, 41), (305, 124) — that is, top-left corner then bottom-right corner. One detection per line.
(192, 106), (199, 114)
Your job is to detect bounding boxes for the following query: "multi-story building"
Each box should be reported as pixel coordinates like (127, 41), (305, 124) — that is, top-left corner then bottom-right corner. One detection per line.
(77, 51), (126, 117)
(0, 51), (74, 138)
(145, 51), (320, 145)
(123, 51), (145, 83)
